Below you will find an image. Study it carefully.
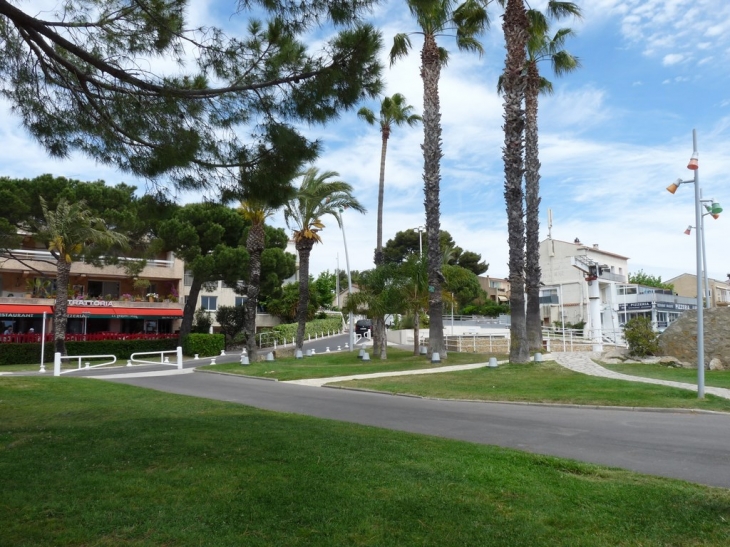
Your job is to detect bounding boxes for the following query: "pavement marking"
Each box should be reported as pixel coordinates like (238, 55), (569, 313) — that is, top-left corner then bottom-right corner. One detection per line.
(86, 368), (195, 379)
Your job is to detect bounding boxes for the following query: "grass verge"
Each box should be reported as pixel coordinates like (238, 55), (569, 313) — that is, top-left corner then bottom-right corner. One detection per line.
(600, 361), (730, 389)
(202, 347), (505, 381)
(1, 377), (729, 546)
(336, 361), (730, 412)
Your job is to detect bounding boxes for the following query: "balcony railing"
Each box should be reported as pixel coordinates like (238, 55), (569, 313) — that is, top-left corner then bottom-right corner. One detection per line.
(4, 249), (174, 268)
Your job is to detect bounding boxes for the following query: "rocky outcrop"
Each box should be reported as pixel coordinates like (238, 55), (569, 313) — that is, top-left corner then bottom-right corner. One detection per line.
(658, 307), (730, 370)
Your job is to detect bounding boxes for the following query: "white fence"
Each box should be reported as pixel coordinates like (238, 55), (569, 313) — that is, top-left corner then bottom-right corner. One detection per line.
(52, 346), (183, 376)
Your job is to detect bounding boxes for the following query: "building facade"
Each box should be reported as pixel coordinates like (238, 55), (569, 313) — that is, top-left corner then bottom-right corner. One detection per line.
(667, 273), (730, 308)
(477, 276), (511, 303)
(0, 242), (184, 336)
(538, 237), (697, 337)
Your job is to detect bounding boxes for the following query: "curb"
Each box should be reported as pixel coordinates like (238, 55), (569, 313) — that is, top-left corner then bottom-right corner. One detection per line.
(195, 368), (279, 382)
(321, 384), (729, 415)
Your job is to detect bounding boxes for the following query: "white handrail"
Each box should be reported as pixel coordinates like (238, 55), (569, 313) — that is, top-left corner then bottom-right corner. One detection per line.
(54, 353), (117, 376)
(128, 347), (183, 369)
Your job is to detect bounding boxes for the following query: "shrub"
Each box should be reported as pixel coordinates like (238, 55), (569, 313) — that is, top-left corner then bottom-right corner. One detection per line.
(182, 333), (224, 357)
(623, 317), (659, 357)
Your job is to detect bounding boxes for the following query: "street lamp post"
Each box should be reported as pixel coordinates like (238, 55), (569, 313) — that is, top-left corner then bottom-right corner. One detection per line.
(340, 209), (355, 351)
(666, 129), (707, 398)
(412, 226), (424, 257)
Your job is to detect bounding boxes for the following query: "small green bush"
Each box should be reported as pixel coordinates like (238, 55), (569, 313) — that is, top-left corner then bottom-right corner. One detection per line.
(182, 333), (224, 357)
(623, 317), (659, 357)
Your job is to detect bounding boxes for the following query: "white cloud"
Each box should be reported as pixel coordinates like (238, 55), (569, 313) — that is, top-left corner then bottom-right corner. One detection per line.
(663, 53), (685, 66)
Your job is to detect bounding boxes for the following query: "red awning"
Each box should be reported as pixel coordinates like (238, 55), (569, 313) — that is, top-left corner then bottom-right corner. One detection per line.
(67, 306), (183, 319)
(0, 304), (54, 316)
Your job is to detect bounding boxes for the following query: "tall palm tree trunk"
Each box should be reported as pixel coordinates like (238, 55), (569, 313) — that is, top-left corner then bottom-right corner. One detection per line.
(503, 0), (530, 364)
(421, 33), (444, 358)
(245, 222), (265, 356)
(372, 128), (391, 359)
(53, 260), (71, 355)
(524, 63), (542, 353)
(179, 277), (204, 339)
(295, 239), (315, 351)
(413, 310), (420, 356)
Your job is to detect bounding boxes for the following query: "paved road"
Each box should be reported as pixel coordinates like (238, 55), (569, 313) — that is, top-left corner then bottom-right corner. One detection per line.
(104, 370), (730, 489)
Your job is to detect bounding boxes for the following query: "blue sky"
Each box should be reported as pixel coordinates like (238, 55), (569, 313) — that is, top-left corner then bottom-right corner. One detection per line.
(1, 0), (729, 283)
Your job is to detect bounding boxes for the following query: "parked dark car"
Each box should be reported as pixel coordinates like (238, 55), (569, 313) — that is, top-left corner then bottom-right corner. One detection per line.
(355, 319), (372, 336)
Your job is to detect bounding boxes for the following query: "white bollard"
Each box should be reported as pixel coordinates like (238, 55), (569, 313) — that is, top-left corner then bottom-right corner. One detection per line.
(305, 349), (312, 357)
(345, 343), (349, 349)
(176, 346), (183, 370)
(337, 346), (341, 351)
(488, 357), (498, 368)
(240, 355), (250, 366)
(164, 356), (170, 364)
(39, 362), (46, 373)
(210, 358), (216, 365)
(326, 347), (330, 352)
(266, 352), (275, 361)
(295, 349), (303, 359)
(431, 352), (441, 364)
(194, 354), (199, 360)
(127, 360), (132, 366)
(311, 348), (316, 355)
(54, 352), (61, 377)
(534, 353), (543, 362)
(221, 350), (226, 356)
(419, 346), (427, 355)
(85, 362), (90, 369)
(361, 352), (370, 361)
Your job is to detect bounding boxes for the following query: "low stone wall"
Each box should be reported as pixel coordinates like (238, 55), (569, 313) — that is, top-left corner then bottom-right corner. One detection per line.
(658, 307), (730, 369)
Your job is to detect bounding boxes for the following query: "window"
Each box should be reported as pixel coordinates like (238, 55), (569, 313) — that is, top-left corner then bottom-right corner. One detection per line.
(184, 270), (194, 287)
(235, 297), (247, 307)
(87, 280), (120, 299)
(201, 296), (217, 311)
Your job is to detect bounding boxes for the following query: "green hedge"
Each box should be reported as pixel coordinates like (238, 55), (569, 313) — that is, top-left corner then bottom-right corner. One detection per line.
(181, 334), (225, 358)
(260, 317), (344, 346)
(0, 339), (178, 366)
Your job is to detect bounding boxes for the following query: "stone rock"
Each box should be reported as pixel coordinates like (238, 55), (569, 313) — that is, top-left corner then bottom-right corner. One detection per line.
(658, 307), (730, 369)
(709, 357), (725, 371)
(602, 347), (629, 360)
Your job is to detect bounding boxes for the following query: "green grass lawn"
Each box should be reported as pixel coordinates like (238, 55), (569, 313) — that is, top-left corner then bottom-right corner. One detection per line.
(1, 378), (728, 546)
(202, 347), (505, 381)
(600, 361), (730, 389)
(336, 361), (730, 412)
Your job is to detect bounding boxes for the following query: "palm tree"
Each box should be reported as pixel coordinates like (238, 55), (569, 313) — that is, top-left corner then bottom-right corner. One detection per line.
(524, 3), (581, 353)
(358, 93), (421, 358)
(501, 0), (530, 363)
(398, 252), (430, 356)
(36, 197), (128, 355)
(358, 93), (422, 266)
(284, 168), (365, 351)
(390, 0), (489, 359)
(238, 200), (276, 357)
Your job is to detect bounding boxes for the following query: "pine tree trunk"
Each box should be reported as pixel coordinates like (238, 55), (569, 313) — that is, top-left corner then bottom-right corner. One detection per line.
(503, 0), (530, 364)
(245, 222), (265, 357)
(53, 259), (71, 355)
(421, 33), (444, 358)
(525, 63), (542, 353)
(179, 277), (203, 340)
(295, 238), (314, 351)
(413, 310), (420, 356)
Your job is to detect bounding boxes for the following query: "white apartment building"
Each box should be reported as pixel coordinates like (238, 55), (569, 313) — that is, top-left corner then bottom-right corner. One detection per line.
(539, 237), (697, 337)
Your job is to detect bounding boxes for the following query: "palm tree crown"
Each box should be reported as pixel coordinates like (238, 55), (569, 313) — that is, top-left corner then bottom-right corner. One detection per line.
(284, 167), (365, 350)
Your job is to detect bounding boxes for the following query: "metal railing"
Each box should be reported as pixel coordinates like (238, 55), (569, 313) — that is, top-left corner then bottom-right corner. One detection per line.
(53, 352), (117, 376)
(257, 329), (342, 349)
(6, 248), (174, 268)
(128, 346), (183, 369)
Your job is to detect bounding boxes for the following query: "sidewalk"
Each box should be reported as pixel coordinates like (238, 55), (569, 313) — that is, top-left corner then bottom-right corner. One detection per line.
(284, 361), (497, 387)
(551, 352), (730, 400)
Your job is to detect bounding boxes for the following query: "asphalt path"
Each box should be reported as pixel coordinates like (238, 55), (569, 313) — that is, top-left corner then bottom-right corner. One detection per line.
(102, 368), (730, 489)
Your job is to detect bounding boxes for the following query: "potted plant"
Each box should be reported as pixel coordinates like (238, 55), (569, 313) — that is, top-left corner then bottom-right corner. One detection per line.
(133, 278), (151, 298)
(146, 292), (159, 302)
